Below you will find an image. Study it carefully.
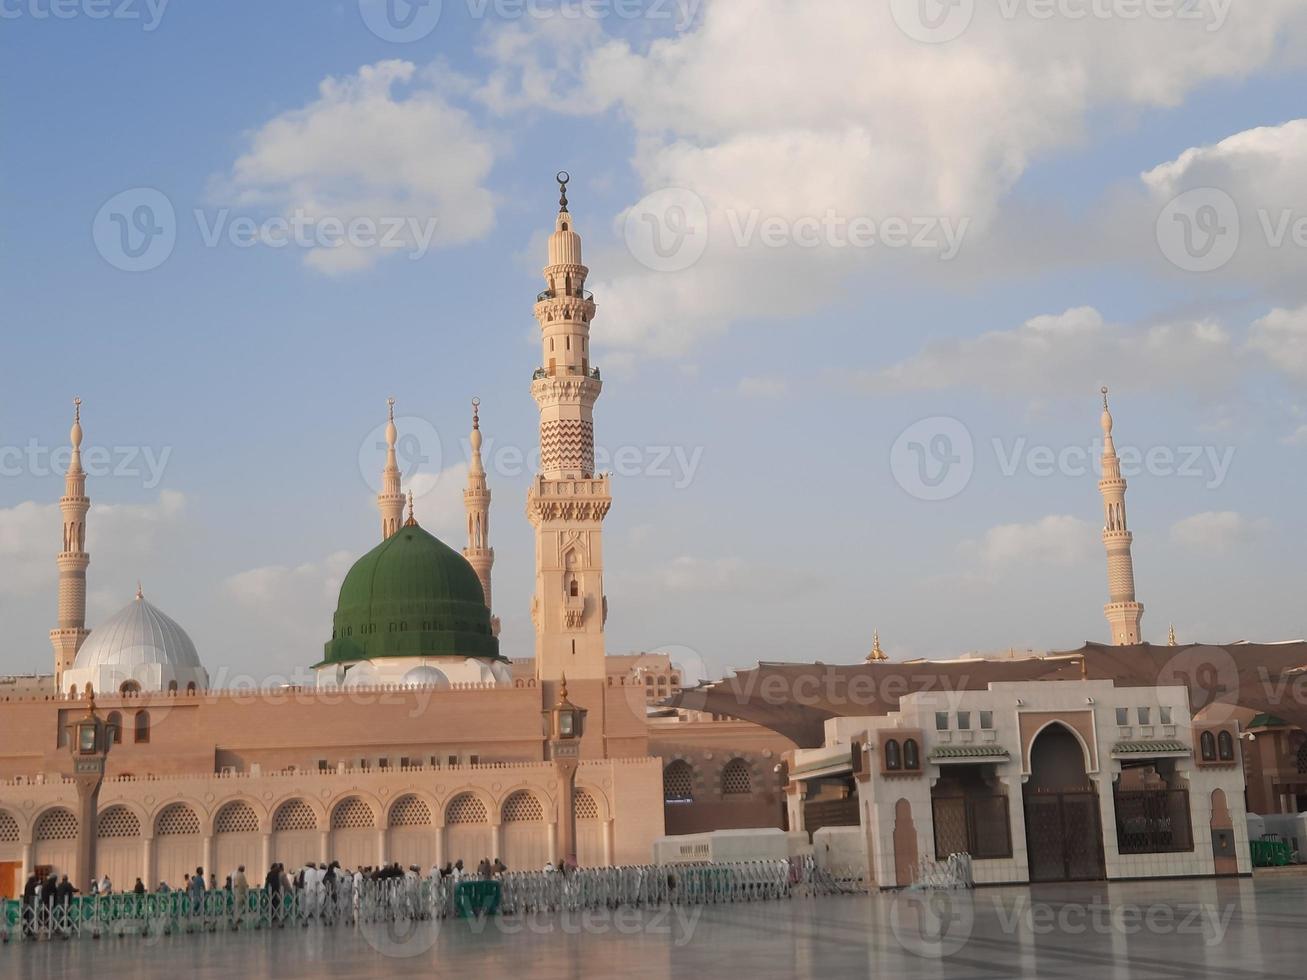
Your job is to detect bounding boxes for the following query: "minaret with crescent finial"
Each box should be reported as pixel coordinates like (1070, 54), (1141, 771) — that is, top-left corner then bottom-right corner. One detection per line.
(378, 398), (405, 541)
(51, 398), (92, 692)
(1099, 387), (1144, 645)
(527, 172), (611, 681)
(463, 397), (499, 636)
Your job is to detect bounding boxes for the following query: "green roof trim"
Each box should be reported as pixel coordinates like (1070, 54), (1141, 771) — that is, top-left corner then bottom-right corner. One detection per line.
(928, 745), (1010, 760)
(1247, 713), (1290, 729)
(317, 523), (501, 667)
(1112, 739), (1189, 754)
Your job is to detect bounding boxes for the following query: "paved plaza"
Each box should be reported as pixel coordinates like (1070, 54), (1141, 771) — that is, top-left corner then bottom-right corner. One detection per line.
(5, 877), (1307, 978)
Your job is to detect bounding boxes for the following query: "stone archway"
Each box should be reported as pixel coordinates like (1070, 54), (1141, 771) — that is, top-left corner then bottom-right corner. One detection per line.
(1022, 723), (1105, 882)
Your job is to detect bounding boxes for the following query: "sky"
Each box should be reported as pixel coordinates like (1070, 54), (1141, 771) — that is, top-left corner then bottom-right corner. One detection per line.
(3, 0), (1307, 684)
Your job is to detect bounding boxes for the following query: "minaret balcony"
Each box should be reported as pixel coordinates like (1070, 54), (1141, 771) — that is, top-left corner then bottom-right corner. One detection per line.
(537, 288), (594, 302)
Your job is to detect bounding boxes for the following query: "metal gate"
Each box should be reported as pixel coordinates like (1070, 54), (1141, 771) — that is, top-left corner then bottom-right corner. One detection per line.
(1023, 791), (1105, 882)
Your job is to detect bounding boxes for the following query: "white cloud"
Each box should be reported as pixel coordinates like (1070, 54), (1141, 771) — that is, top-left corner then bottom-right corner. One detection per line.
(1169, 511), (1267, 555)
(960, 515), (1095, 570)
(622, 555), (819, 602)
(1249, 305), (1307, 380)
(736, 376), (788, 398)
(217, 60), (497, 273)
(868, 306), (1236, 397)
(475, 1), (1307, 355)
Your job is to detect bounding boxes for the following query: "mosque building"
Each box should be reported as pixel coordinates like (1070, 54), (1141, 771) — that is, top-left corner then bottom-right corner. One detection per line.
(2, 177), (1305, 899)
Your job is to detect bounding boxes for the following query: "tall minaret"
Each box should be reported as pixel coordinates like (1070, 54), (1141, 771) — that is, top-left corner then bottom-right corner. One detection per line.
(378, 398), (405, 541)
(527, 173), (612, 681)
(50, 398), (91, 692)
(463, 397), (499, 636)
(1099, 387), (1144, 645)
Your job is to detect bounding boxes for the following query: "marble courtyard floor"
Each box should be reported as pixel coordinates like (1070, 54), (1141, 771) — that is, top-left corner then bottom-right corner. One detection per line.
(5, 877), (1306, 978)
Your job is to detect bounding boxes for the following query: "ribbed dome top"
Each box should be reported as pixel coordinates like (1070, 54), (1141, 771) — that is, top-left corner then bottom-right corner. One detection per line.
(73, 593), (202, 671)
(319, 522), (500, 666)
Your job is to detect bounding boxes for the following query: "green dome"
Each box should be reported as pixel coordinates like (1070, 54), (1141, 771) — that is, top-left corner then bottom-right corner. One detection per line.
(319, 521), (500, 666)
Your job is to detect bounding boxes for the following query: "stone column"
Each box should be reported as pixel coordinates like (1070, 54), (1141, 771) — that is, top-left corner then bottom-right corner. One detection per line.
(142, 837), (154, 888)
(260, 832), (271, 873)
(433, 825), (444, 869)
(72, 780), (100, 891)
(319, 831), (330, 864)
(202, 835), (214, 881)
(602, 819), (614, 867)
(21, 841), (32, 884)
(377, 829), (387, 867)
(557, 763), (578, 866)
(547, 821), (557, 865)
(490, 821), (501, 864)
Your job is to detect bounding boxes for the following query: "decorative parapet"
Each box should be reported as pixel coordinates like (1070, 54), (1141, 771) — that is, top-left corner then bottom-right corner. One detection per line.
(927, 745), (1011, 763)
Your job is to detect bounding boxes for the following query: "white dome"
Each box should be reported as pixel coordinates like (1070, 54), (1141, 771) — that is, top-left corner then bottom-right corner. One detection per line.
(74, 593), (201, 671)
(400, 665), (451, 689)
(63, 591), (208, 695)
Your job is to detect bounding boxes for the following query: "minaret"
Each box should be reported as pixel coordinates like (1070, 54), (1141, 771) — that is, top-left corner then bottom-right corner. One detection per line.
(1099, 387), (1144, 645)
(51, 398), (91, 692)
(378, 398), (405, 541)
(527, 173), (612, 681)
(463, 398), (499, 636)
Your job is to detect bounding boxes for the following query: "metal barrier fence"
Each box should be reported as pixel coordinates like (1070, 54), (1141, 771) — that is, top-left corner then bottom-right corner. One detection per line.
(2, 858), (855, 944)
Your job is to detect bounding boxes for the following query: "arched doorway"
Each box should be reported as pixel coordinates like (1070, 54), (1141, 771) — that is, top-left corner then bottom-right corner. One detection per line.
(1022, 724), (1105, 882)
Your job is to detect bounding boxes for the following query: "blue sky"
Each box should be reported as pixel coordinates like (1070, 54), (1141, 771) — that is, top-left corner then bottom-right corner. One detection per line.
(3, 1), (1307, 681)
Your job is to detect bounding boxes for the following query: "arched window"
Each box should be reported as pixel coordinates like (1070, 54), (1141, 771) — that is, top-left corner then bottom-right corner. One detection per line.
(1200, 730), (1216, 761)
(663, 760), (693, 804)
(120, 681), (140, 696)
(903, 738), (920, 771)
(186, 682), (197, 694)
(644, 676), (654, 686)
(721, 758), (751, 795)
(569, 578), (579, 597)
(885, 739), (902, 771)
(1217, 730), (1234, 761)
(107, 711), (123, 745)
(134, 710), (150, 744)
(167, 681), (178, 693)
(68, 685), (78, 699)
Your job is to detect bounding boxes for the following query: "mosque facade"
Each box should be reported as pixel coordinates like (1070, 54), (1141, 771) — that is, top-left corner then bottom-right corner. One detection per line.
(3, 179), (1304, 900)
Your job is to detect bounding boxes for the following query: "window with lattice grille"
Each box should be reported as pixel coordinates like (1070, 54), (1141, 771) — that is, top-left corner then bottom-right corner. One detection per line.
(445, 794), (488, 824)
(155, 804), (200, 836)
(501, 792), (543, 823)
(273, 800), (317, 832)
(663, 761), (694, 803)
(389, 796), (432, 827)
(35, 808), (79, 841)
(214, 802), (260, 834)
(331, 798), (375, 829)
(97, 806), (141, 838)
(0, 810), (20, 843)
(574, 789), (599, 820)
(1297, 741), (1307, 775)
(721, 759), (751, 795)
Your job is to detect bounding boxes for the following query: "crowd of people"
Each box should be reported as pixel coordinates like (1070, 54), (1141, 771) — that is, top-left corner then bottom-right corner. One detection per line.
(7, 856), (821, 941)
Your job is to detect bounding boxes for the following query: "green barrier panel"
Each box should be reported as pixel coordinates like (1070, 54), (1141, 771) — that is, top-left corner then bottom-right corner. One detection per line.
(1250, 839), (1291, 867)
(454, 880), (501, 918)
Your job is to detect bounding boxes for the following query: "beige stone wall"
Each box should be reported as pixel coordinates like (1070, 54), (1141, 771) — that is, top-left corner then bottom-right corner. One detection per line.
(0, 756), (663, 893)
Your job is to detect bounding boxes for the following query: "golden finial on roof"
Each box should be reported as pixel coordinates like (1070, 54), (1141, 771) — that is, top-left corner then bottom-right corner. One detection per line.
(404, 490), (417, 527)
(472, 397), (480, 430)
(74, 397), (82, 423)
(867, 631), (888, 662)
(1168, 623), (1177, 646)
(136, 581), (144, 601)
(387, 397), (395, 422)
